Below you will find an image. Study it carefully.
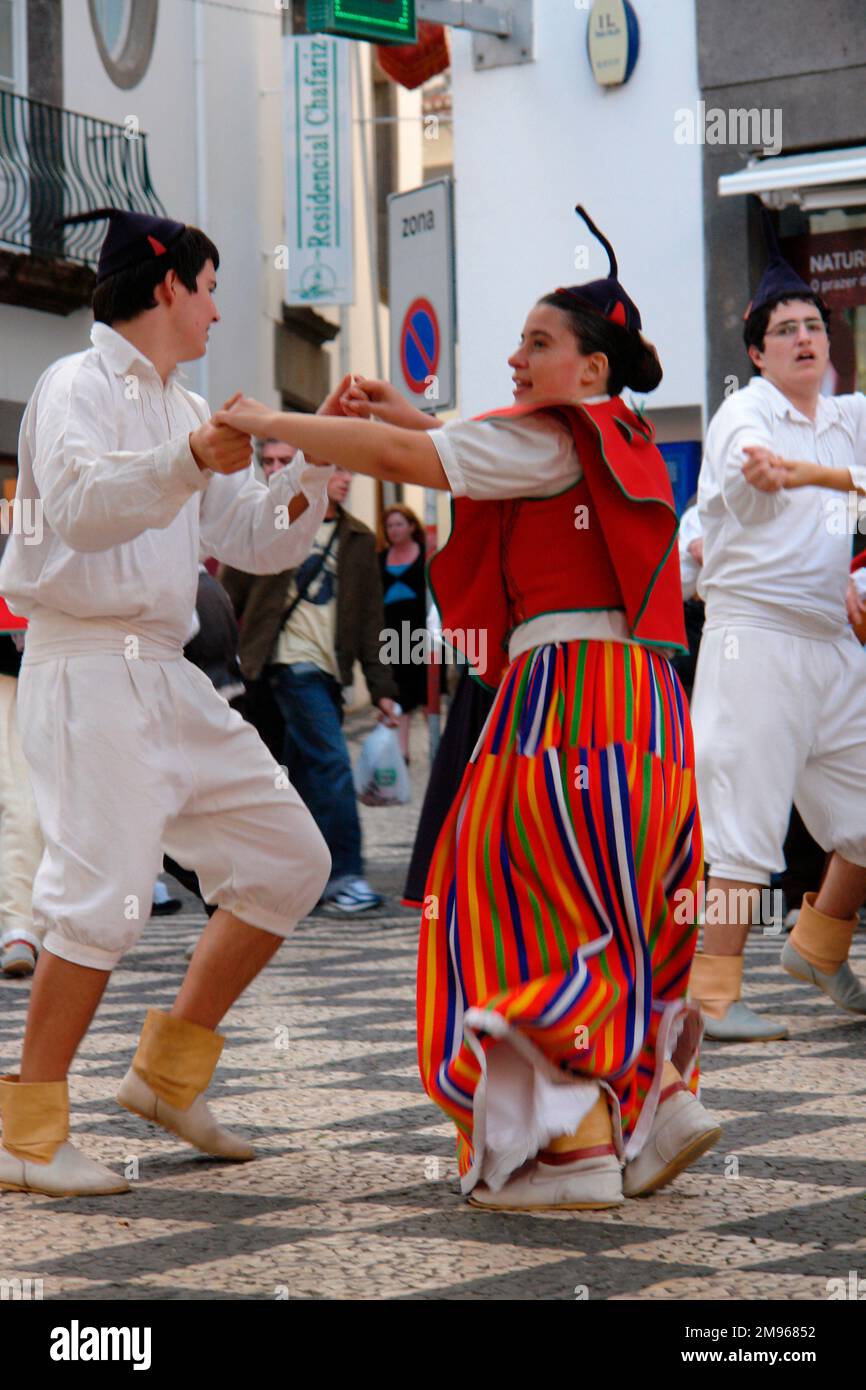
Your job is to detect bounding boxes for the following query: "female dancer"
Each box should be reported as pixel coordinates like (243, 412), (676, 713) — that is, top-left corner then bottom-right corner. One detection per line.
(378, 504), (429, 761)
(218, 207), (720, 1210)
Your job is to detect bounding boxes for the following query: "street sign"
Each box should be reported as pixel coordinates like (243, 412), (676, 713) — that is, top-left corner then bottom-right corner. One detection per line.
(306, 0), (417, 44)
(388, 179), (455, 411)
(400, 297), (440, 394)
(283, 34), (354, 306)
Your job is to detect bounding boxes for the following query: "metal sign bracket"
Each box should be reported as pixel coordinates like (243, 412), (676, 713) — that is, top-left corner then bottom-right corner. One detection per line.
(416, 0), (534, 69)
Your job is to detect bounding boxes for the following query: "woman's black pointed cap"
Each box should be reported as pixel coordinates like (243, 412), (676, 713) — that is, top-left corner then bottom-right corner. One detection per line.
(57, 207), (186, 283)
(555, 205), (642, 333)
(745, 203), (814, 319)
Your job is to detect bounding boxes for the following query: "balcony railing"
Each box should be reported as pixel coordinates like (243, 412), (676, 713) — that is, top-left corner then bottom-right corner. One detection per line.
(0, 91), (166, 267)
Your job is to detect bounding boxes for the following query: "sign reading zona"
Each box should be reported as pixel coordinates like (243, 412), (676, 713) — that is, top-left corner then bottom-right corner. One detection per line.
(388, 178), (456, 411)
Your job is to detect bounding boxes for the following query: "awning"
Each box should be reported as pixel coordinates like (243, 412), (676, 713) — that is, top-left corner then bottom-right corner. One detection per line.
(718, 146), (866, 211)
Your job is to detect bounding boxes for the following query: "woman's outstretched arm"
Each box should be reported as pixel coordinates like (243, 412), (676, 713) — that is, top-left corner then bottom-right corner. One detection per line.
(216, 396), (450, 490)
(341, 376), (444, 431)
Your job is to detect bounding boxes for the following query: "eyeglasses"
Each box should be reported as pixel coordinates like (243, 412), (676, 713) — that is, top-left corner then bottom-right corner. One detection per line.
(765, 319), (827, 339)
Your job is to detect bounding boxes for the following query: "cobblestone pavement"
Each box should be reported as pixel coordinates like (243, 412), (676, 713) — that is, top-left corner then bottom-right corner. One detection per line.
(1, 713), (865, 1301)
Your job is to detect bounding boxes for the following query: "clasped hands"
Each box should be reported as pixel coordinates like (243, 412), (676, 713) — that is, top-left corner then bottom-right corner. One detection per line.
(741, 446), (816, 493)
(189, 391), (255, 475)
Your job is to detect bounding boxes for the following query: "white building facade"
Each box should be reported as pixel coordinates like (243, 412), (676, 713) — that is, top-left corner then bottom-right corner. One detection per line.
(445, 0), (706, 457)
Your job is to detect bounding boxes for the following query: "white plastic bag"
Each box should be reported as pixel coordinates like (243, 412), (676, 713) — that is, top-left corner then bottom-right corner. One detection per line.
(354, 721), (411, 806)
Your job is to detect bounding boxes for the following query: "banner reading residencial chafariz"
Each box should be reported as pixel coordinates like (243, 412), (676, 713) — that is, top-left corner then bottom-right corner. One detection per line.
(283, 33), (354, 306)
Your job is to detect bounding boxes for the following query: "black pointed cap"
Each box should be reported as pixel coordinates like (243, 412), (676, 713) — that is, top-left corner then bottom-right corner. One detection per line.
(745, 204), (815, 319)
(57, 207), (186, 283)
(555, 205), (642, 333)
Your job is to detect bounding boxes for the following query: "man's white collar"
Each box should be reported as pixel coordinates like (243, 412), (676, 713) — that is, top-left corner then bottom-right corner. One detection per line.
(753, 374), (840, 429)
(90, 322), (175, 383)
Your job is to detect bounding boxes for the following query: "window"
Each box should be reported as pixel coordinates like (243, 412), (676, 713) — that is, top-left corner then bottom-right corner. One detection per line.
(88, 0), (158, 89)
(780, 206), (866, 396)
(91, 0), (133, 61)
(0, 2), (12, 93)
(0, 0), (23, 95)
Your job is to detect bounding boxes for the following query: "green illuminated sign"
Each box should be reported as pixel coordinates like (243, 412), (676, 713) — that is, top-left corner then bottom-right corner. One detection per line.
(306, 1), (417, 45)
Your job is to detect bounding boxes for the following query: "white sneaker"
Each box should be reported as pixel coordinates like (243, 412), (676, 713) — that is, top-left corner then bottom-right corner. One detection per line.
(116, 1068), (254, 1161)
(468, 1153), (623, 1211)
(1, 938), (38, 978)
(0, 1141), (130, 1197)
(321, 877), (383, 915)
(623, 1089), (722, 1197)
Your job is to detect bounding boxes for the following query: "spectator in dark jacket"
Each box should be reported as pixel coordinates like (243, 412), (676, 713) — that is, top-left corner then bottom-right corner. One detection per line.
(221, 468), (399, 915)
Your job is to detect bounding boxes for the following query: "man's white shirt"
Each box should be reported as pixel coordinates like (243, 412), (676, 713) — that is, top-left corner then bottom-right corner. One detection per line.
(678, 504), (702, 601)
(0, 323), (332, 651)
(697, 375), (866, 638)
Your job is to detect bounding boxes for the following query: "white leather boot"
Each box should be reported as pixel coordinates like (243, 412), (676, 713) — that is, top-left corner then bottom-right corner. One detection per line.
(623, 1066), (721, 1197)
(469, 1092), (624, 1211)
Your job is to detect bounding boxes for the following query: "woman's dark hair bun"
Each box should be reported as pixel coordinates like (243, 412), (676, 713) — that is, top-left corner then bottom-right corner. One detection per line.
(539, 291), (662, 397)
(624, 336), (663, 393)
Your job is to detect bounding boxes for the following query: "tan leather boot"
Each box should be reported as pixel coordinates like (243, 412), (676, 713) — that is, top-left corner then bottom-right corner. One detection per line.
(689, 952), (788, 1041)
(0, 1074), (129, 1196)
(116, 1009), (254, 1161)
(782, 893), (866, 1013)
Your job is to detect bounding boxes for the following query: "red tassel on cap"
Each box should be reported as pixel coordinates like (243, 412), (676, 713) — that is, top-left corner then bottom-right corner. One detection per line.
(147, 235), (167, 256)
(608, 301), (626, 326)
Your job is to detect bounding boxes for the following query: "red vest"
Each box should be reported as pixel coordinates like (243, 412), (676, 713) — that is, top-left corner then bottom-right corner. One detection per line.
(0, 596), (26, 633)
(429, 397), (686, 688)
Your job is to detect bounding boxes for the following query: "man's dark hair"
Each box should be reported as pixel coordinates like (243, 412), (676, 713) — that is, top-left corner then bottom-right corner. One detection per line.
(92, 226), (220, 325)
(743, 293), (831, 364)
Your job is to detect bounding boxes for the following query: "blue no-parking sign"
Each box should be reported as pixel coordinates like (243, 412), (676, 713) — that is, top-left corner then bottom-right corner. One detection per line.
(400, 297), (441, 395)
(388, 180), (455, 412)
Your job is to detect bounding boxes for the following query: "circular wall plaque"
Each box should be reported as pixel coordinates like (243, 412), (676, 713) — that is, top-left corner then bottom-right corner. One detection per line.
(587, 0), (640, 88)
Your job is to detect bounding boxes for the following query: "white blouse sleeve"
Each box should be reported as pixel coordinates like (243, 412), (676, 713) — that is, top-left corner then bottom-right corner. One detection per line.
(430, 415), (580, 500)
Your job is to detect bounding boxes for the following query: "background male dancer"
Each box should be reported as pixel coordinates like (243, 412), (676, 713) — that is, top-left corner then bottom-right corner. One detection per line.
(689, 210), (866, 1041)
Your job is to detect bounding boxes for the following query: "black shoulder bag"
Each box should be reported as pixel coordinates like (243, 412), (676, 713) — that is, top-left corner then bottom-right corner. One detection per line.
(279, 519), (340, 630)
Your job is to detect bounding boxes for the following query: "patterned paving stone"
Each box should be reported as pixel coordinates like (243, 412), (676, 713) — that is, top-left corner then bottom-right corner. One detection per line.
(1, 713), (864, 1299)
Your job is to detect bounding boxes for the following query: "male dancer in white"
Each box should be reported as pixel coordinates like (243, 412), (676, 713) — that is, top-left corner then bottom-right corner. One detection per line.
(689, 210), (866, 1041)
(0, 209), (334, 1196)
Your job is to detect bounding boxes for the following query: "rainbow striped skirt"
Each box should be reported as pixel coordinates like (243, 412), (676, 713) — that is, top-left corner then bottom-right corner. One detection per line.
(417, 639), (704, 1193)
